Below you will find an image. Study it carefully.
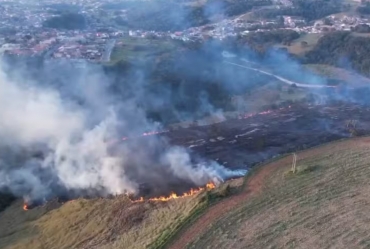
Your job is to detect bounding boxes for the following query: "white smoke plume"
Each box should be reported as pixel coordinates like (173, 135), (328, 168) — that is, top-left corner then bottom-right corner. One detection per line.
(0, 59), (246, 203)
(163, 146), (246, 185)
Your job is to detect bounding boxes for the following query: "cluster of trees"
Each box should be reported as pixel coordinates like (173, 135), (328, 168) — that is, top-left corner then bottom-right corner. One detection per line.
(357, 2), (370, 15)
(254, 0), (343, 21)
(305, 32), (370, 76)
(102, 1), (142, 10)
(220, 0), (271, 17)
(43, 13), (87, 30)
(126, 5), (207, 31)
(234, 30), (300, 54)
(351, 24), (370, 33)
(108, 0), (271, 31)
(109, 2), (189, 31)
(46, 3), (81, 14)
(238, 30), (299, 45)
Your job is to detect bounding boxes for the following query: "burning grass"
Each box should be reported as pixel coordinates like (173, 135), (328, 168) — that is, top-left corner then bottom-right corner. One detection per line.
(0, 197), (200, 249)
(188, 137), (370, 249)
(131, 182), (216, 203)
(0, 181), (235, 249)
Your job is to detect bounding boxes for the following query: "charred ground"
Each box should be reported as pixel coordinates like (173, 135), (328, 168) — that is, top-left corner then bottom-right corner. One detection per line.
(168, 102), (369, 169)
(1, 101), (369, 210)
(184, 136), (370, 249)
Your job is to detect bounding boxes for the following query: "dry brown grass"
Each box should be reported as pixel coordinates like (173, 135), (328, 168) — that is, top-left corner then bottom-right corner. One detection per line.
(4, 137), (370, 249)
(189, 137), (370, 249)
(0, 194), (203, 249)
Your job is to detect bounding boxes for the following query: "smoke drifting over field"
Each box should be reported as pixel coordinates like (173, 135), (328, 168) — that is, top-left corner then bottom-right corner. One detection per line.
(0, 58), (247, 204)
(0, 32), (368, 205)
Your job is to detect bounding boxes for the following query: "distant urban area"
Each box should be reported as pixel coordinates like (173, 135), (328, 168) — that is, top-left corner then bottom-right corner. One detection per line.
(0, 0), (370, 62)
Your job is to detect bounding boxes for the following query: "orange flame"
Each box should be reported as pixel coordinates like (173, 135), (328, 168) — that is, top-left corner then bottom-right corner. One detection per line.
(23, 204), (28, 211)
(238, 106), (292, 120)
(131, 182), (216, 203)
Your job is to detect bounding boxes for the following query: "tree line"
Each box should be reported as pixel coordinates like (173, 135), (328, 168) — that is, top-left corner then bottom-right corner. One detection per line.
(254, 0), (344, 21)
(43, 13), (87, 30)
(305, 32), (370, 76)
(118, 0), (272, 31)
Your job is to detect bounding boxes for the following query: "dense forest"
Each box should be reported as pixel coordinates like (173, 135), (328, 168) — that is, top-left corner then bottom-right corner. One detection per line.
(231, 29), (370, 78)
(351, 24), (370, 33)
(43, 13), (87, 30)
(255, 0), (344, 21)
(107, 0), (272, 31)
(306, 32), (370, 76)
(357, 2), (370, 15)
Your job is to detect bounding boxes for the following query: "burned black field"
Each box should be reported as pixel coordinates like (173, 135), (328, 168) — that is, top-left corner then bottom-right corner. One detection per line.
(3, 102), (370, 211)
(167, 103), (370, 171)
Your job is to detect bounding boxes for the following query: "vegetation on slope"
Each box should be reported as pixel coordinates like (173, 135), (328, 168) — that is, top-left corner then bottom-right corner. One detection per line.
(254, 0), (345, 21)
(237, 30), (370, 79)
(189, 137), (370, 249)
(0, 193), (15, 213)
(306, 31), (370, 76)
(0, 196), (200, 249)
(101, 0), (272, 31)
(236, 30), (300, 53)
(357, 2), (370, 15)
(43, 13), (87, 30)
(0, 180), (242, 249)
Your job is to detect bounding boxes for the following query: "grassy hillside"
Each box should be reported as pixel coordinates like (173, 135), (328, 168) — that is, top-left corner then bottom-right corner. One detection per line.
(0, 195), (203, 249)
(3, 137), (370, 249)
(0, 180), (242, 249)
(109, 37), (179, 64)
(189, 137), (370, 249)
(305, 63), (370, 86)
(283, 33), (323, 56)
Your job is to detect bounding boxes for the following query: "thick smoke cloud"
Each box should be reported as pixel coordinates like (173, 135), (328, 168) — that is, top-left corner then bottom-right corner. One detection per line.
(2, 30), (366, 205)
(0, 58), (246, 204)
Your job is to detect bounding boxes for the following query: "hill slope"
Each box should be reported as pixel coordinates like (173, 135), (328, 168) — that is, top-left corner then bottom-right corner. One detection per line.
(2, 137), (370, 249)
(0, 178), (241, 249)
(0, 194), (204, 249)
(179, 137), (370, 249)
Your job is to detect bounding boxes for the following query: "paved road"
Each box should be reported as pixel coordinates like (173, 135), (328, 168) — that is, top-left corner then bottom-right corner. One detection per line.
(101, 39), (116, 62)
(224, 60), (335, 88)
(43, 42), (61, 60)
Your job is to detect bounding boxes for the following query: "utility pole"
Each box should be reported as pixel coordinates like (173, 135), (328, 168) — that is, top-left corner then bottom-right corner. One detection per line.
(292, 153), (297, 173)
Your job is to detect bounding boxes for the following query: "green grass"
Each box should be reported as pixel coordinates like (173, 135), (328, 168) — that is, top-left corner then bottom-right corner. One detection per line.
(305, 63), (370, 86)
(110, 37), (178, 64)
(189, 137), (370, 249)
(229, 82), (310, 112)
(282, 33), (323, 55)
